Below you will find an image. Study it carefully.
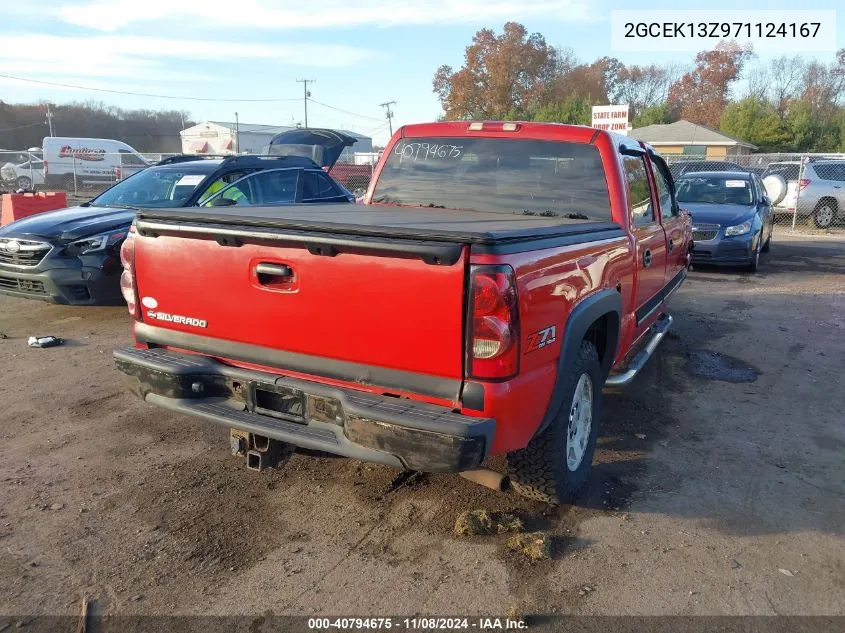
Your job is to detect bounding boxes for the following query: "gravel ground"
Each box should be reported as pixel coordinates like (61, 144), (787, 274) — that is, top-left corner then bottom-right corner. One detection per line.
(0, 229), (843, 619)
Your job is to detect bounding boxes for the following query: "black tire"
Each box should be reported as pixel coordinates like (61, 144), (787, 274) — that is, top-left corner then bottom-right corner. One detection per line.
(813, 199), (837, 229)
(761, 231), (771, 253)
(16, 176), (32, 190)
(747, 236), (761, 273)
(62, 174), (76, 191)
(507, 340), (602, 505)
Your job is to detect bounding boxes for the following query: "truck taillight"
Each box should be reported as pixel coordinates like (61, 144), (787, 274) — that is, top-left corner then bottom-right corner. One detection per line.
(119, 225), (138, 317)
(467, 122), (521, 132)
(467, 265), (519, 380)
(43, 160), (48, 175)
(799, 178), (811, 191)
(114, 166), (122, 181)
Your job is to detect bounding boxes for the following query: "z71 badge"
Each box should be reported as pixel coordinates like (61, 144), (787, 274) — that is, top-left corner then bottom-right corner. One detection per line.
(146, 311), (208, 328)
(525, 326), (556, 353)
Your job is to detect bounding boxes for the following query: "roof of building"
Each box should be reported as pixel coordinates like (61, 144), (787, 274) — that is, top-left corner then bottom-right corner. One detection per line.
(630, 120), (757, 150)
(207, 121), (294, 135)
(202, 122), (372, 140)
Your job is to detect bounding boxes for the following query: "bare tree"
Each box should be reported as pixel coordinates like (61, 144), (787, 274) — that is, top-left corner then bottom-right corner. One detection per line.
(615, 64), (672, 117)
(768, 56), (805, 117)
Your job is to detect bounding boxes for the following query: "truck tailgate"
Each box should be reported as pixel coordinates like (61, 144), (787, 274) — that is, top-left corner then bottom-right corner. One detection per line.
(131, 222), (468, 400)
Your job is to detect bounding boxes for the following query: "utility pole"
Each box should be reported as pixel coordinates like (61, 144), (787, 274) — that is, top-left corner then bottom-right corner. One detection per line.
(379, 101), (396, 137)
(234, 111), (240, 154)
(297, 79), (316, 128)
(45, 103), (55, 137)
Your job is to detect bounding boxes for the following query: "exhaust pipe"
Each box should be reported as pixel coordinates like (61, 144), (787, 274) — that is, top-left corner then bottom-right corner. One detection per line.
(460, 469), (510, 492)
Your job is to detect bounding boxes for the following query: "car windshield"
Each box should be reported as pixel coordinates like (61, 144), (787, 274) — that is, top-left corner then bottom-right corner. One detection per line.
(371, 137), (612, 221)
(676, 176), (754, 205)
(90, 167), (211, 208)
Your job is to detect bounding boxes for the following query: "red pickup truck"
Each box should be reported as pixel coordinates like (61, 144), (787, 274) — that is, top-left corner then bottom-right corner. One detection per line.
(114, 121), (691, 504)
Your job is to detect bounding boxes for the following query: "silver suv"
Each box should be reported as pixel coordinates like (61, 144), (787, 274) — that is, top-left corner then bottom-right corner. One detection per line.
(797, 160), (845, 228)
(762, 160), (845, 228)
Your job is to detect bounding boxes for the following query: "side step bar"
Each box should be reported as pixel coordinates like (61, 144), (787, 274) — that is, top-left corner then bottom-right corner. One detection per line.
(605, 314), (673, 387)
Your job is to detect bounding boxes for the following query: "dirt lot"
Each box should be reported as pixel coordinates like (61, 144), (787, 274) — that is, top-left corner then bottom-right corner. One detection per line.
(1, 229), (843, 619)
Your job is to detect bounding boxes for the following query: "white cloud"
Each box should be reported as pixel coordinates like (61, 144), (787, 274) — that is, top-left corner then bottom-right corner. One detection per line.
(0, 34), (379, 87)
(55, 0), (593, 32)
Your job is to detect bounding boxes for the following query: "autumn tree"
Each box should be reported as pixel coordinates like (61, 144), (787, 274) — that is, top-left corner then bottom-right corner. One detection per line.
(433, 22), (556, 120)
(667, 42), (753, 128)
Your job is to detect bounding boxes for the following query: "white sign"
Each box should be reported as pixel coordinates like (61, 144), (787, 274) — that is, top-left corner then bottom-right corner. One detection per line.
(591, 105), (629, 135)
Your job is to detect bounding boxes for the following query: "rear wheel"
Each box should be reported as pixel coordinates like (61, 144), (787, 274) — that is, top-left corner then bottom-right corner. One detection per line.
(16, 176), (32, 190)
(813, 200), (837, 229)
(62, 174), (76, 191)
(507, 340), (601, 505)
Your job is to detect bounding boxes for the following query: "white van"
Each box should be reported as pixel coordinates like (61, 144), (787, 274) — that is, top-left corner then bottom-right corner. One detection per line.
(42, 137), (151, 189)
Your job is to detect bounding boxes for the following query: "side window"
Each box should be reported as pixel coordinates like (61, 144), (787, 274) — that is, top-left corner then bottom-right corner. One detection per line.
(119, 150), (146, 167)
(197, 170), (249, 205)
(622, 155), (654, 226)
(251, 169), (300, 204)
(302, 171), (342, 199)
(816, 163), (845, 182)
(651, 158), (678, 219)
(754, 176), (765, 202)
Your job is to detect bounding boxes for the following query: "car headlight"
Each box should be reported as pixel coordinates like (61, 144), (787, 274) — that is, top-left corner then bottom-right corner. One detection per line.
(68, 230), (128, 255)
(724, 221), (752, 237)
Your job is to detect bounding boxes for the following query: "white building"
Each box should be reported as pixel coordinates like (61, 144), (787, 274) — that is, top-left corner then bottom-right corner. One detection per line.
(179, 121), (373, 160)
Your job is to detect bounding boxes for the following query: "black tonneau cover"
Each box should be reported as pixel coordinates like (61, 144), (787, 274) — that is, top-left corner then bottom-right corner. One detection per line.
(136, 204), (623, 247)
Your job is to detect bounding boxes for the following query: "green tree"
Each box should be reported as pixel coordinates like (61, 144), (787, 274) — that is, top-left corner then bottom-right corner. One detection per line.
(632, 103), (673, 128)
(720, 97), (789, 151)
(531, 95), (591, 125)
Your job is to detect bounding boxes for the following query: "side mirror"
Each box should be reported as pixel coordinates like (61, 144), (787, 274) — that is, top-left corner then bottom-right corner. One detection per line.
(210, 196), (237, 207)
(762, 196), (772, 207)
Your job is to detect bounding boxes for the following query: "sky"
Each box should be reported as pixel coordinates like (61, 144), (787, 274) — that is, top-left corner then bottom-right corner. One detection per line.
(0, 0), (841, 147)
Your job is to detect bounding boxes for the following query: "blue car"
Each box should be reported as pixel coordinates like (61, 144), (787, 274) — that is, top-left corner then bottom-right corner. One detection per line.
(676, 171), (775, 273)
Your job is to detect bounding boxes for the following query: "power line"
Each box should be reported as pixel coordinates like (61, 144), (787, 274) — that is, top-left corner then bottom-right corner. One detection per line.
(362, 122), (390, 136)
(0, 72), (303, 103)
(307, 98), (384, 123)
(379, 100), (396, 137)
(296, 79), (316, 128)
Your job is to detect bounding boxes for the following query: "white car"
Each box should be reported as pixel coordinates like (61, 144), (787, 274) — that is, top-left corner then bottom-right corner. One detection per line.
(1, 157), (45, 190)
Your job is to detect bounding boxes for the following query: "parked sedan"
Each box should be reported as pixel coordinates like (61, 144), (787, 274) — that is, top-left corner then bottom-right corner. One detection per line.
(677, 171), (774, 273)
(0, 133), (356, 305)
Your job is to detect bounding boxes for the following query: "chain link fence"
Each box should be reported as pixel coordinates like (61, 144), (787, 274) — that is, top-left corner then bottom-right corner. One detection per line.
(2, 149), (378, 202)
(1, 150), (179, 202)
(664, 153), (845, 233)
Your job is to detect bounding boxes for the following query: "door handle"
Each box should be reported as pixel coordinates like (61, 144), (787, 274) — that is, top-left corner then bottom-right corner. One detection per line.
(255, 263), (293, 284)
(668, 239), (675, 252)
(642, 248), (652, 268)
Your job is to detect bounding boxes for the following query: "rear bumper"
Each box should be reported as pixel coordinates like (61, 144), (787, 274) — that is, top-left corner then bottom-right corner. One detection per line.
(114, 346), (494, 473)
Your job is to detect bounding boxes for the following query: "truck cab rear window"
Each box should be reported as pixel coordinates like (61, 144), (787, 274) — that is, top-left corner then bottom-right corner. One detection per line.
(372, 137), (612, 221)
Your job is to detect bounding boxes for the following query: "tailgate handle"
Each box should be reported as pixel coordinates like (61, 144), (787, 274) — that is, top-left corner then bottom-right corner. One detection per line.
(255, 263), (293, 283)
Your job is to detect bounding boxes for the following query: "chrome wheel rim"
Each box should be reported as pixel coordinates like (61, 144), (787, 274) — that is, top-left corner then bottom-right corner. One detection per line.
(817, 206), (834, 227)
(17, 177), (31, 189)
(566, 373), (593, 471)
